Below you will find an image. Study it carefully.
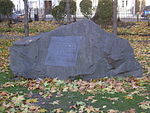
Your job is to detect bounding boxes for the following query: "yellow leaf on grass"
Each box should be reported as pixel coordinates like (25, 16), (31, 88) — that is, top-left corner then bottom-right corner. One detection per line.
(85, 106), (100, 113)
(39, 108), (47, 112)
(53, 108), (63, 113)
(52, 100), (60, 105)
(12, 95), (25, 105)
(91, 99), (98, 103)
(139, 101), (150, 109)
(26, 98), (38, 103)
(3, 82), (14, 87)
(85, 96), (95, 101)
(122, 109), (136, 113)
(107, 97), (119, 101)
(124, 95), (133, 100)
(107, 109), (119, 113)
(0, 91), (8, 96)
(66, 110), (76, 113)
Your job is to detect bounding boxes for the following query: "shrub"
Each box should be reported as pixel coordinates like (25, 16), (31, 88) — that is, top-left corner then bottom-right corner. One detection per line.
(52, 0), (76, 21)
(59, 0), (76, 15)
(80, 0), (92, 18)
(52, 5), (66, 21)
(0, 0), (14, 16)
(92, 0), (113, 25)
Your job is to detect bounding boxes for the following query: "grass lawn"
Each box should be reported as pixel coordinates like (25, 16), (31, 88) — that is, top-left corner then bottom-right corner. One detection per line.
(0, 21), (150, 113)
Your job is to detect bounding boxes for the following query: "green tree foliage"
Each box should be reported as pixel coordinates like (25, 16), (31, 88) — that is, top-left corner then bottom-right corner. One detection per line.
(92, 0), (113, 25)
(52, 5), (65, 21)
(70, 0), (76, 15)
(59, 0), (76, 15)
(52, 0), (76, 21)
(80, 0), (92, 18)
(0, 0), (14, 16)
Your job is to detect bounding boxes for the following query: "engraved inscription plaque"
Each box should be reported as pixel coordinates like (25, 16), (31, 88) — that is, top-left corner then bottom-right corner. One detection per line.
(45, 36), (82, 66)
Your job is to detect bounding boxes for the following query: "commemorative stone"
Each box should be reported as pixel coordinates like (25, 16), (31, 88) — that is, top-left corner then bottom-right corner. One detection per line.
(10, 19), (142, 80)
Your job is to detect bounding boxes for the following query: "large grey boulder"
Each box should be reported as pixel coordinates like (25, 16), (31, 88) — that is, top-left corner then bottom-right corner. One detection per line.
(10, 19), (142, 80)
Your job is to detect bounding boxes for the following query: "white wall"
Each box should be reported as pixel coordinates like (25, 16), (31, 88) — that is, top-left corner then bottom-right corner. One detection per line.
(11, 0), (47, 11)
(118, 0), (136, 18)
(28, 0), (45, 9)
(11, 0), (24, 11)
(145, 0), (150, 6)
(11, 0), (47, 19)
(52, 0), (59, 7)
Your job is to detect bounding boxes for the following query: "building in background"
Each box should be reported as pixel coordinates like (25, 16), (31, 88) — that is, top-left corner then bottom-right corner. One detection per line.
(74, 0), (98, 18)
(11, 0), (24, 11)
(11, 0), (52, 19)
(118, 0), (136, 18)
(11, 0), (45, 11)
(53, 0), (136, 18)
(55, 0), (149, 18)
(145, 0), (150, 6)
(11, 0), (150, 19)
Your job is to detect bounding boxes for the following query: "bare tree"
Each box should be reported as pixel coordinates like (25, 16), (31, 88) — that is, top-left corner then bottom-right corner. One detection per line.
(23, 0), (29, 37)
(141, 0), (145, 11)
(135, 0), (140, 13)
(112, 0), (117, 35)
(66, 0), (71, 23)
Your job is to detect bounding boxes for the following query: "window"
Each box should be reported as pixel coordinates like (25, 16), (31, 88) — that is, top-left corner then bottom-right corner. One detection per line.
(122, 0), (124, 7)
(126, 0), (128, 6)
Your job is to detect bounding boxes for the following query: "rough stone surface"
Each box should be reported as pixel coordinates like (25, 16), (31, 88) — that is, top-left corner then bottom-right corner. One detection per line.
(10, 19), (142, 80)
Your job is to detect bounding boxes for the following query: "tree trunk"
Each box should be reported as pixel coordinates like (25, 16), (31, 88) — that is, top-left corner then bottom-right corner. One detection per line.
(6, 15), (12, 28)
(66, 0), (71, 23)
(112, 0), (117, 34)
(135, 0), (140, 13)
(29, 8), (32, 22)
(0, 14), (2, 22)
(23, 0), (29, 37)
(148, 17), (150, 26)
